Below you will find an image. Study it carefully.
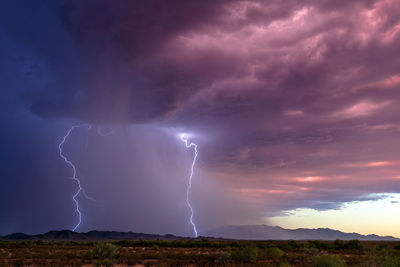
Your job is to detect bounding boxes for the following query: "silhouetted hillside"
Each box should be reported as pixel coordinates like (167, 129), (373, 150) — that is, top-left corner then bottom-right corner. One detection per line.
(2, 226), (398, 241)
(1, 230), (183, 241)
(202, 225), (399, 241)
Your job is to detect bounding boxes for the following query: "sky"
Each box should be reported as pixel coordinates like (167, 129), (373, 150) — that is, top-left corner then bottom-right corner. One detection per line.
(1, 0), (400, 237)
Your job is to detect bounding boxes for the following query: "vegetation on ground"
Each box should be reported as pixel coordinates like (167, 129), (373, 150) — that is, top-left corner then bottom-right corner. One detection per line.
(0, 238), (399, 266)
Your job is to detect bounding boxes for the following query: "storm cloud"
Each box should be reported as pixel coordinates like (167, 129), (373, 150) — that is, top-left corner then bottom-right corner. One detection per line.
(1, 0), (400, 235)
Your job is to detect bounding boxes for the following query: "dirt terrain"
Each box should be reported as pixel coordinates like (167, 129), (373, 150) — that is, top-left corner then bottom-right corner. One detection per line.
(0, 239), (399, 266)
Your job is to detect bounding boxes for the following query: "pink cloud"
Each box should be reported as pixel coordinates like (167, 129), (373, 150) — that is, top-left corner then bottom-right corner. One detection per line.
(366, 161), (393, 167)
(294, 176), (325, 183)
(29, 0), (400, 219)
(335, 101), (391, 118)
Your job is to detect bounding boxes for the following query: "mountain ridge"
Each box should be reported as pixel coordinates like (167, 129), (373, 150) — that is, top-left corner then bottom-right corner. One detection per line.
(0, 230), (185, 241)
(203, 225), (399, 241)
(1, 225), (398, 241)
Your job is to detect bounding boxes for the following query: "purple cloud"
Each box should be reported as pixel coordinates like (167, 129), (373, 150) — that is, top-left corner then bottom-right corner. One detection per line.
(4, 0), (400, 226)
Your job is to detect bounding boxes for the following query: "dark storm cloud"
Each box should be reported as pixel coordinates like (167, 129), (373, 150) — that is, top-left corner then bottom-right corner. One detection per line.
(1, 0), (400, 235)
(21, 0), (385, 123)
(19, 0), (243, 123)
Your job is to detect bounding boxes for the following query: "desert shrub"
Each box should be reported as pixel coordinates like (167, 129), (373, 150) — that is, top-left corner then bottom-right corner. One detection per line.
(91, 242), (118, 259)
(216, 251), (232, 264)
(231, 245), (258, 263)
(394, 243), (400, 250)
(11, 259), (24, 267)
(308, 240), (332, 250)
(377, 243), (390, 251)
(95, 259), (114, 267)
(379, 255), (400, 267)
(68, 241), (80, 246)
(364, 248), (400, 267)
(278, 242), (293, 252)
(334, 239), (345, 250)
(116, 240), (134, 247)
(313, 255), (345, 267)
(230, 241), (240, 247)
(65, 260), (82, 267)
(264, 247), (284, 258)
(287, 240), (306, 250)
(117, 250), (141, 265)
(304, 247), (319, 256)
(118, 238), (231, 248)
(345, 239), (363, 250)
(334, 239), (363, 251)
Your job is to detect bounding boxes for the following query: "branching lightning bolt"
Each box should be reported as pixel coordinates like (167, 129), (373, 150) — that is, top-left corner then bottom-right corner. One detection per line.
(180, 134), (199, 238)
(58, 124), (95, 232)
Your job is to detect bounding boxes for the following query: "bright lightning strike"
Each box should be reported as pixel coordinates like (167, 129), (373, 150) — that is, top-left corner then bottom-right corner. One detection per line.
(58, 124), (95, 232)
(180, 133), (199, 238)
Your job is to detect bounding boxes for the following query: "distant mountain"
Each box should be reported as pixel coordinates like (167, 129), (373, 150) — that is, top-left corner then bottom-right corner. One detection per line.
(202, 225), (399, 241)
(2, 226), (398, 241)
(3, 233), (32, 240)
(1, 230), (184, 241)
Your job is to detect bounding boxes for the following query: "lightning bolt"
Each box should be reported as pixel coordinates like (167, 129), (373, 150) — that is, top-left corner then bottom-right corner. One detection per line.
(180, 134), (199, 238)
(58, 124), (95, 231)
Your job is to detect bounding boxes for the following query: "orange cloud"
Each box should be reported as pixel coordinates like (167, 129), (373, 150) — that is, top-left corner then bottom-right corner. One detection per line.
(294, 176), (325, 183)
(337, 101), (391, 118)
(365, 161), (393, 167)
(343, 161), (394, 168)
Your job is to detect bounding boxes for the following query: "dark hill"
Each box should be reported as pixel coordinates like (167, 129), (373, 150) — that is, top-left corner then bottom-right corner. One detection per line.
(2, 230), (184, 241)
(2, 226), (398, 241)
(202, 225), (399, 241)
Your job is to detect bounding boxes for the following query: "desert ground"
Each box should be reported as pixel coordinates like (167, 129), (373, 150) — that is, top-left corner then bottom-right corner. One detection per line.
(1, 239), (400, 266)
